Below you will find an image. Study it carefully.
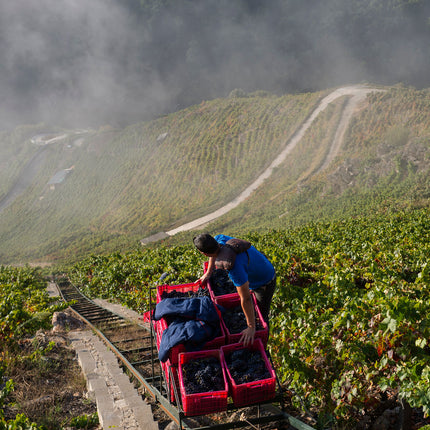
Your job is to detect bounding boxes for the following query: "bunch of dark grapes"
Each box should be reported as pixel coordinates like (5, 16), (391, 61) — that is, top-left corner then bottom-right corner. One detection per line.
(225, 349), (271, 384)
(161, 286), (209, 300)
(182, 356), (225, 394)
(209, 269), (236, 296)
(222, 306), (263, 334)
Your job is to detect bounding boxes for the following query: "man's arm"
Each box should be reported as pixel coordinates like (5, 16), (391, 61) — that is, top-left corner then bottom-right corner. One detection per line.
(236, 281), (256, 346)
(197, 256), (216, 284)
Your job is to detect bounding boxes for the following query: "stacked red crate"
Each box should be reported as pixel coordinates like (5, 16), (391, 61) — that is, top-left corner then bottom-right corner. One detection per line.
(178, 349), (229, 416)
(215, 293), (269, 347)
(220, 339), (276, 407)
(153, 266), (275, 411)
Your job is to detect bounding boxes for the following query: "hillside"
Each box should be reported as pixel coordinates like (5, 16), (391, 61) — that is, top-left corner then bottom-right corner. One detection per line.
(0, 84), (429, 264)
(209, 86), (430, 232)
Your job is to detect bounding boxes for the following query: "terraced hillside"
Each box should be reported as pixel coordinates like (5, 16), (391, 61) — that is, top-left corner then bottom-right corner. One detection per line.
(0, 91), (322, 263)
(0, 85), (429, 264)
(205, 86), (430, 234)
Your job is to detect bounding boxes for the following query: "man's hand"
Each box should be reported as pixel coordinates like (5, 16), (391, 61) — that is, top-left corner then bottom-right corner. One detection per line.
(195, 272), (210, 285)
(236, 281), (256, 347)
(195, 256), (216, 285)
(239, 326), (256, 347)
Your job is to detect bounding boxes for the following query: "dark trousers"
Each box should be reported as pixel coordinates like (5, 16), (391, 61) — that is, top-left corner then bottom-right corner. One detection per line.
(252, 275), (276, 326)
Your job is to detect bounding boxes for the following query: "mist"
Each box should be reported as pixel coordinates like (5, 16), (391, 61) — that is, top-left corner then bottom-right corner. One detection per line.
(0, 0), (165, 129)
(1, 0), (429, 130)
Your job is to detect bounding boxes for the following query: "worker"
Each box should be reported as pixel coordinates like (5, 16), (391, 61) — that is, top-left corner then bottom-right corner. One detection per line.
(193, 233), (276, 346)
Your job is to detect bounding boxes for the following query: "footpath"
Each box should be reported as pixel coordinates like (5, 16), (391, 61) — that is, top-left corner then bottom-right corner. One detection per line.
(47, 282), (159, 430)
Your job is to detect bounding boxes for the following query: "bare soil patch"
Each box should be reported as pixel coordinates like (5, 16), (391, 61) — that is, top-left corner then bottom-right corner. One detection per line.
(3, 319), (100, 429)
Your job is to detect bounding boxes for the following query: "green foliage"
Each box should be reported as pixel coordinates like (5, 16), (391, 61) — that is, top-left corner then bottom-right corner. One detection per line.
(211, 87), (430, 234)
(262, 208), (430, 425)
(0, 374), (14, 420)
(68, 245), (203, 312)
(68, 413), (99, 429)
(67, 206), (430, 426)
(0, 92), (320, 264)
(1, 87), (430, 265)
(0, 267), (67, 347)
(0, 267), (94, 429)
(0, 414), (43, 430)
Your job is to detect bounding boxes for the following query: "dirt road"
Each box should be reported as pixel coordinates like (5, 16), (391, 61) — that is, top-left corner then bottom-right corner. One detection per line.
(162, 85), (378, 238)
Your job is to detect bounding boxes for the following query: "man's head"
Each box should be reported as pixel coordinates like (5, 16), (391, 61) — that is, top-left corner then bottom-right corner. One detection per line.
(193, 233), (219, 256)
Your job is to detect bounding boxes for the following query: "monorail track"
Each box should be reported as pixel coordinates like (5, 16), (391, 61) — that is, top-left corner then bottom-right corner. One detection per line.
(56, 277), (315, 430)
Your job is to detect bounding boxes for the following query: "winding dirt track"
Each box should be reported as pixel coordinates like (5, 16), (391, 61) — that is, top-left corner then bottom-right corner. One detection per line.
(161, 85), (377, 238)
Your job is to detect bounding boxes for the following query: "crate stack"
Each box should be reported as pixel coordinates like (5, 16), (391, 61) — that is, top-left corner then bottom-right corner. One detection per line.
(153, 267), (276, 416)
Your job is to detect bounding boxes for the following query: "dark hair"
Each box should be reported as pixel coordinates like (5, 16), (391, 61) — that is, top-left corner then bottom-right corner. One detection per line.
(193, 233), (219, 254)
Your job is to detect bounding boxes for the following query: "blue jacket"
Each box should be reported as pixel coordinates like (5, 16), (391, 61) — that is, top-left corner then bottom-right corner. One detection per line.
(154, 296), (221, 362)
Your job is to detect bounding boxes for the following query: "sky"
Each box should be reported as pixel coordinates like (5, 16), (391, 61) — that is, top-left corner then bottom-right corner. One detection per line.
(0, 0), (164, 129)
(0, 0), (429, 131)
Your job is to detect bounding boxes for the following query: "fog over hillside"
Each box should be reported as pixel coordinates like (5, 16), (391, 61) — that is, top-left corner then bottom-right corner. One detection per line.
(0, 0), (161, 129)
(1, 0), (429, 130)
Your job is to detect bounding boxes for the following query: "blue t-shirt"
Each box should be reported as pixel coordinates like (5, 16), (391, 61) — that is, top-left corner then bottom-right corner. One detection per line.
(214, 234), (275, 290)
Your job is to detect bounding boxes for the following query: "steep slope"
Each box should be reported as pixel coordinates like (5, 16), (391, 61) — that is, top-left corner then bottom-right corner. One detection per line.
(150, 86), (377, 240)
(216, 86), (430, 233)
(0, 85), (429, 264)
(0, 91), (322, 263)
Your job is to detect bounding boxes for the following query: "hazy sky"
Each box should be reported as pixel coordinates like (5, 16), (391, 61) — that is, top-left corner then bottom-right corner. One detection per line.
(0, 0), (163, 129)
(0, 0), (429, 130)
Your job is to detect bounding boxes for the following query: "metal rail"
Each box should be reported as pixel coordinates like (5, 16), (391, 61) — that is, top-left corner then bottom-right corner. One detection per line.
(56, 277), (315, 430)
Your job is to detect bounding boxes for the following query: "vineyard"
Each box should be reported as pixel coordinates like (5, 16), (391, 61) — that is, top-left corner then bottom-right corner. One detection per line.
(1, 210), (430, 428)
(1, 85), (430, 427)
(202, 87), (430, 236)
(57, 206), (430, 429)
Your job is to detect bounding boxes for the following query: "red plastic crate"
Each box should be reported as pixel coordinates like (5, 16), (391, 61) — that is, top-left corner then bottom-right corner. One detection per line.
(215, 293), (269, 347)
(156, 282), (209, 303)
(204, 261), (238, 302)
(220, 339), (276, 407)
(157, 309), (226, 364)
(161, 359), (180, 403)
(153, 319), (163, 351)
(178, 349), (228, 416)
